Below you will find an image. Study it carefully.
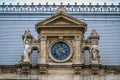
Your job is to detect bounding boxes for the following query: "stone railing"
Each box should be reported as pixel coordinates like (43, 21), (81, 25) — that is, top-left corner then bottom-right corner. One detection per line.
(0, 2), (120, 12)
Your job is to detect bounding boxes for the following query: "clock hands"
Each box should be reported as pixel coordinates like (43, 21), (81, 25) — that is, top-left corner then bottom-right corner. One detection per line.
(57, 44), (65, 55)
(51, 42), (70, 60)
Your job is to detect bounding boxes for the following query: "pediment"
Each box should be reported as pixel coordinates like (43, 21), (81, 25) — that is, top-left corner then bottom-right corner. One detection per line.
(35, 13), (87, 33)
(36, 13), (86, 26)
(44, 17), (79, 26)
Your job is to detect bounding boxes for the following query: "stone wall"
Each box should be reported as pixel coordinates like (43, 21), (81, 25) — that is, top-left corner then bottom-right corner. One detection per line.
(0, 65), (120, 80)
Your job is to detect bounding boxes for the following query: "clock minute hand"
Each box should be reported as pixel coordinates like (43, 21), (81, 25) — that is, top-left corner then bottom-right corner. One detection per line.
(60, 49), (65, 55)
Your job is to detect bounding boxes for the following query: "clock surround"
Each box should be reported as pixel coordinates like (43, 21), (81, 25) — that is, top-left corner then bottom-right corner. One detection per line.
(49, 41), (73, 62)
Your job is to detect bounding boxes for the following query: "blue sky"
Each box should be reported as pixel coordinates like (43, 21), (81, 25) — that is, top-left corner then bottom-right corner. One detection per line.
(0, 0), (119, 5)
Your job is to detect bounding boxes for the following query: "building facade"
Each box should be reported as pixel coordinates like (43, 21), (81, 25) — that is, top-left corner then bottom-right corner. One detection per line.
(0, 3), (120, 80)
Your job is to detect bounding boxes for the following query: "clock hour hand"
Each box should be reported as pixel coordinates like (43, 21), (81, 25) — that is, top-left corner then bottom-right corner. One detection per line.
(60, 49), (65, 55)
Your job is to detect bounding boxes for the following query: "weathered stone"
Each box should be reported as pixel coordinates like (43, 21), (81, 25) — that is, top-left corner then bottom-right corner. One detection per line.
(0, 6), (120, 80)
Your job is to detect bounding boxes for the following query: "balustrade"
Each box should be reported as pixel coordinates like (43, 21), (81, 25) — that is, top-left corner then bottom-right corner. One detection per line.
(0, 2), (120, 12)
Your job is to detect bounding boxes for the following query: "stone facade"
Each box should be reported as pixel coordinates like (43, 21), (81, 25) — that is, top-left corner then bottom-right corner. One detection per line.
(0, 4), (120, 80)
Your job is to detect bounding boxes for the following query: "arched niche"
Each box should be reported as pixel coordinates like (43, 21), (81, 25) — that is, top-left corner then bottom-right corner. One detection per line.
(82, 46), (90, 65)
(30, 46), (39, 65)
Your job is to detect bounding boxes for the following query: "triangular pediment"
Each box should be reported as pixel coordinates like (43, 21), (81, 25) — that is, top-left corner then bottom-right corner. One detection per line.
(36, 13), (86, 26)
(35, 12), (87, 33)
(44, 17), (79, 26)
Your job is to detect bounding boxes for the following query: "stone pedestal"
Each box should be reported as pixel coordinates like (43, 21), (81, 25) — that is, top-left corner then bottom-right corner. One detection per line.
(38, 64), (48, 74)
(91, 64), (101, 74)
(21, 63), (31, 74)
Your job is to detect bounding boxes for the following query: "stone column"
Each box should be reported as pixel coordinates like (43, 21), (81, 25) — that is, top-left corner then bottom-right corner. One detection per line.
(74, 35), (82, 64)
(38, 35), (47, 64)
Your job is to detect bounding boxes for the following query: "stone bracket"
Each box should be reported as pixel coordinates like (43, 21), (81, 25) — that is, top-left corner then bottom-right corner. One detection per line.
(20, 63), (31, 74)
(74, 67), (82, 74)
(73, 64), (83, 74)
(91, 64), (101, 74)
(38, 64), (48, 74)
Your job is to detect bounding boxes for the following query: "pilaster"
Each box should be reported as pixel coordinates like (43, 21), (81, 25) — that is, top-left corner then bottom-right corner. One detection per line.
(74, 35), (82, 64)
(39, 35), (47, 64)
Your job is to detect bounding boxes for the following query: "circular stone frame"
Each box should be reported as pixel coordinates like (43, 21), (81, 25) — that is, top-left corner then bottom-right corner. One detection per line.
(49, 40), (73, 63)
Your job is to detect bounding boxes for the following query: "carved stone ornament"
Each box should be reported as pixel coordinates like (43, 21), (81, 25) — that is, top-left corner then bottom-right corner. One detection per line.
(104, 67), (120, 75)
(23, 40), (31, 62)
(22, 66), (30, 74)
(0, 66), (16, 74)
(21, 64), (31, 74)
(39, 67), (47, 74)
(22, 29), (33, 40)
(90, 44), (100, 64)
(83, 29), (102, 65)
(55, 6), (68, 15)
(74, 67), (82, 74)
(91, 65), (101, 74)
(0, 3), (119, 12)
(22, 30), (33, 63)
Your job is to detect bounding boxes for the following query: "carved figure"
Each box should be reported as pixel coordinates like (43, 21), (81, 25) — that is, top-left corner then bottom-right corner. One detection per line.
(23, 39), (31, 62)
(90, 44), (99, 61)
(19, 55), (24, 64)
(22, 29), (32, 62)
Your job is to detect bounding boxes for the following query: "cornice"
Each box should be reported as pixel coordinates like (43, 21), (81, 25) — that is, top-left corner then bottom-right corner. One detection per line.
(0, 64), (120, 68)
(0, 64), (120, 75)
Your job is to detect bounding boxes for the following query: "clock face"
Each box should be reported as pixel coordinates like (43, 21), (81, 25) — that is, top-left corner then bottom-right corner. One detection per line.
(51, 42), (70, 60)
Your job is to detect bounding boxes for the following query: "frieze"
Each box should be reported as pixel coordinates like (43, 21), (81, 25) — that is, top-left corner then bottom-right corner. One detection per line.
(0, 65), (120, 75)
(0, 65), (16, 74)
(40, 33), (82, 37)
(104, 66), (120, 75)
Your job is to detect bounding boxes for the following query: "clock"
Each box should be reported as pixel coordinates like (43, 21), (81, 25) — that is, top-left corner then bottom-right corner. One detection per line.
(50, 42), (71, 61)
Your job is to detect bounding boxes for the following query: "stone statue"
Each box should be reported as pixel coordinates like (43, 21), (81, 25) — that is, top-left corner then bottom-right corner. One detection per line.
(22, 29), (32, 63)
(90, 44), (99, 62)
(19, 55), (24, 64)
(23, 38), (31, 62)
